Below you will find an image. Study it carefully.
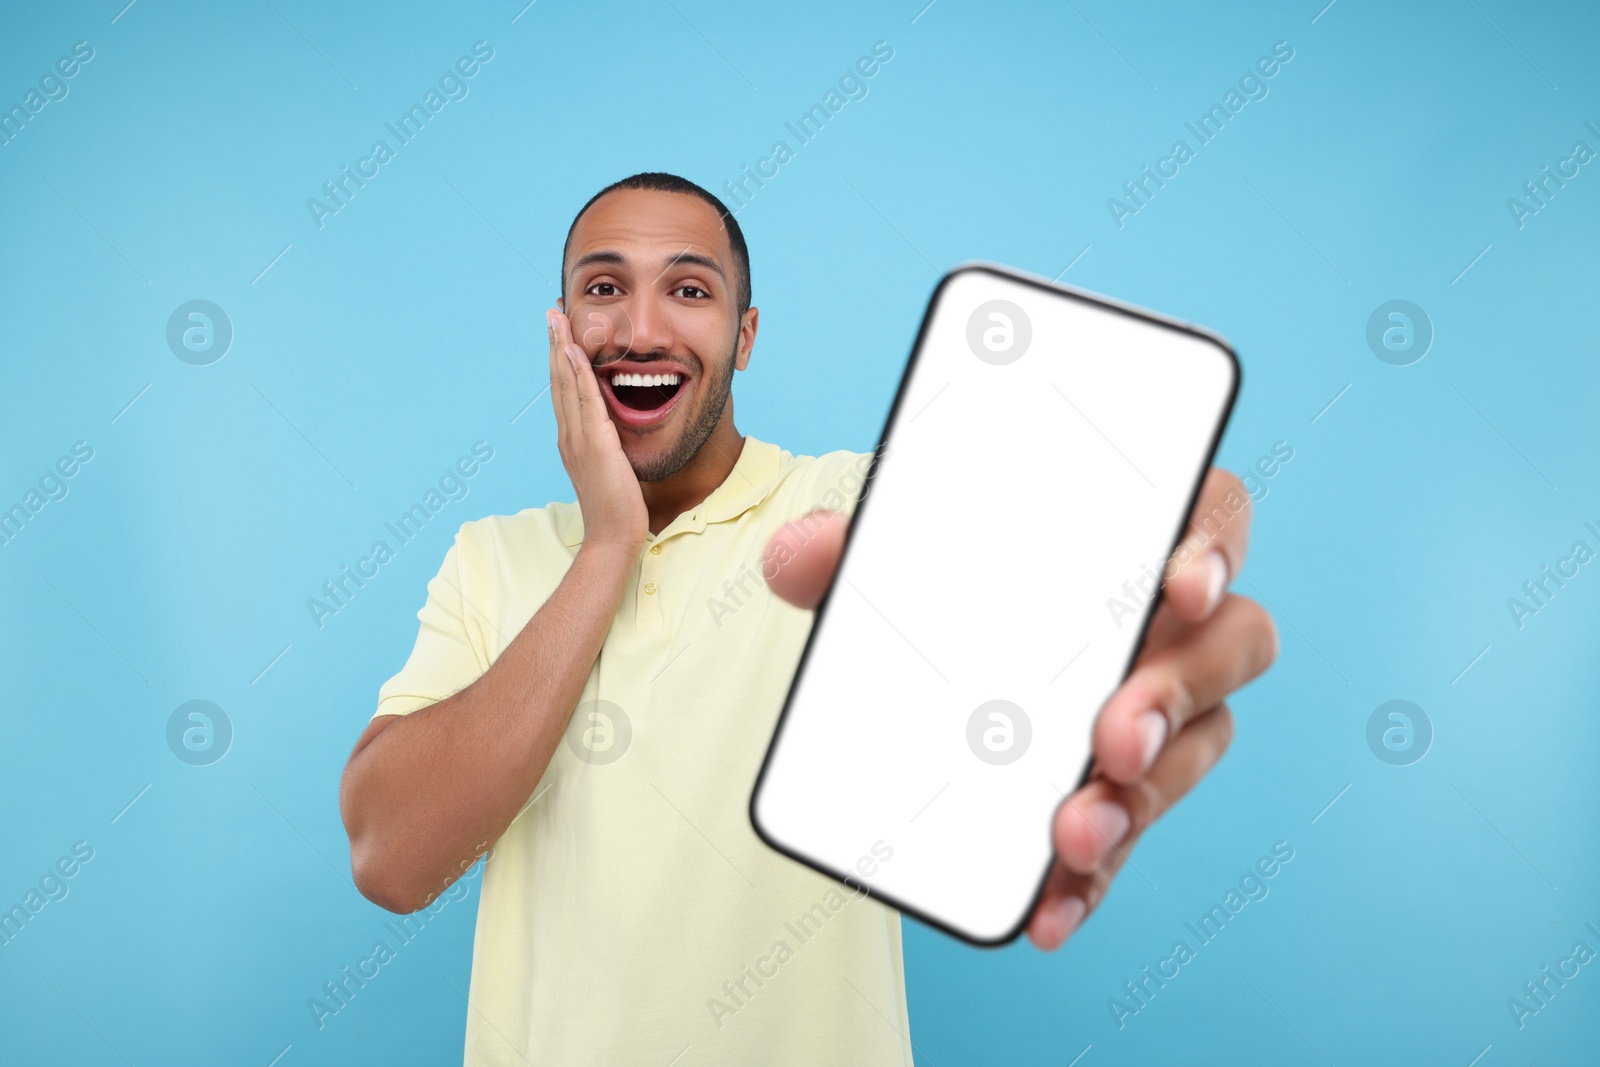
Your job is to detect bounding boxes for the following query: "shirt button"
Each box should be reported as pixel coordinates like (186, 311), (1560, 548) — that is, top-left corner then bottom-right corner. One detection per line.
(650, 544), (662, 555)
(643, 582), (657, 595)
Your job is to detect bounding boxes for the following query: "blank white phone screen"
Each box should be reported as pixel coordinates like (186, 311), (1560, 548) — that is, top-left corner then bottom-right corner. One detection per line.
(751, 264), (1238, 944)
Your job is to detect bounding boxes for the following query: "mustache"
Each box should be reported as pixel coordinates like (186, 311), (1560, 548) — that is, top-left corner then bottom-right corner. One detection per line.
(592, 352), (695, 373)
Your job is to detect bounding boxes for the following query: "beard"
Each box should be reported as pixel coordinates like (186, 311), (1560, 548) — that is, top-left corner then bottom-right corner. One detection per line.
(627, 343), (737, 483)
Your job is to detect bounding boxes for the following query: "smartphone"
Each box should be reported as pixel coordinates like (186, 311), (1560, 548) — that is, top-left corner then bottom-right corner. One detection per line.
(749, 261), (1240, 946)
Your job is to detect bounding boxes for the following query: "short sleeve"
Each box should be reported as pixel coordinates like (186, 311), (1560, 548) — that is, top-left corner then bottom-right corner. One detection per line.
(373, 526), (490, 720)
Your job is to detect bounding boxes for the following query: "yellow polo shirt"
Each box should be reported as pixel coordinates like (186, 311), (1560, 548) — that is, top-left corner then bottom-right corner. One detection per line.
(373, 436), (912, 1066)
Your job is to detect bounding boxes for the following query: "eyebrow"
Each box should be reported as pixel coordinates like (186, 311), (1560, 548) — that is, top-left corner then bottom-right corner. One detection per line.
(570, 249), (727, 286)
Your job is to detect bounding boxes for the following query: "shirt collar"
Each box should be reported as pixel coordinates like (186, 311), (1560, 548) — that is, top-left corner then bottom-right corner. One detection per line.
(557, 435), (785, 547)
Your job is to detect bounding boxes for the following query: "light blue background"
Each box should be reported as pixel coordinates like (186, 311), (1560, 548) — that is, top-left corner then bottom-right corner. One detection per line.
(2, 0), (1597, 1063)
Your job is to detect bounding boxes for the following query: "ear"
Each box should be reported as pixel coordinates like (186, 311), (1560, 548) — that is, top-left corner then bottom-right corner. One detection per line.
(734, 307), (759, 371)
(556, 296), (564, 312)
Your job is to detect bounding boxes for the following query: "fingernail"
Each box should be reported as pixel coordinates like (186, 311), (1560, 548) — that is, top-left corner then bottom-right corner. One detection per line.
(566, 343), (582, 364)
(1054, 896), (1086, 941)
(1203, 550), (1228, 613)
(1136, 710), (1168, 774)
(1086, 800), (1130, 852)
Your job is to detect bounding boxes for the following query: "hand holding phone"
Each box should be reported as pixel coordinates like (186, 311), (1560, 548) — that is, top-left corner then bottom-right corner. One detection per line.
(751, 262), (1254, 946)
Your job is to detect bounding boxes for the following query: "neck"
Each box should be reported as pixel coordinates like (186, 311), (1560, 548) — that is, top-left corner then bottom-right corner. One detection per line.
(640, 416), (746, 536)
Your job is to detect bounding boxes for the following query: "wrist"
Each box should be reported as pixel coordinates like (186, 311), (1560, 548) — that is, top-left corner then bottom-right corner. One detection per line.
(575, 538), (645, 570)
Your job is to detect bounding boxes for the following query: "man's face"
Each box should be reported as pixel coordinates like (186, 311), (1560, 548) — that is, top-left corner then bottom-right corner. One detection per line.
(561, 188), (755, 483)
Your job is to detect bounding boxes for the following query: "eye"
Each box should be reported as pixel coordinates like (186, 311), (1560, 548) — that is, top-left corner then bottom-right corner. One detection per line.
(585, 282), (619, 297)
(673, 285), (710, 299)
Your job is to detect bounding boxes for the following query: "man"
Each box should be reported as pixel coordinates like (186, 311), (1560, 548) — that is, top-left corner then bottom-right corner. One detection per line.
(338, 172), (1277, 1065)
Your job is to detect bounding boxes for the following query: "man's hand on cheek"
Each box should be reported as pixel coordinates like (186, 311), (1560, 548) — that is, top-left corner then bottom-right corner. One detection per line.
(761, 469), (1279, 952)
(547, 307), (647, 552)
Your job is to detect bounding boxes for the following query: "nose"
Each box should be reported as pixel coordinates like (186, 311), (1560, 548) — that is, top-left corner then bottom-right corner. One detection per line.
(584, 293), (674, 361)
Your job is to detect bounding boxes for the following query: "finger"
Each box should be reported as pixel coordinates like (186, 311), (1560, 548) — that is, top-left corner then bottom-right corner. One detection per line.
(1043, 701), (1235, 893)
(549, 308), (579, 441)
(1161, 468), (1254, 623)
(1030, 710), (1241, 953)
(762, 510), (847, 610)
(1025, 854), (1091, 950)
(555, 311), (606, 431)
(1090, 595), (1275, 784)
(1135, 598), (1188, 655)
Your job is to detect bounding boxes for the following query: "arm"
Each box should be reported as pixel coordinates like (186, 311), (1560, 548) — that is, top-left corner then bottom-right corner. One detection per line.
(339, 307), (648, 914)
(339, 538), (636, 913)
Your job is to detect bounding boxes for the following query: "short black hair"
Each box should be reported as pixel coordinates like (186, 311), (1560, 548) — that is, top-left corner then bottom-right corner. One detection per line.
(561, 172), (752, 318)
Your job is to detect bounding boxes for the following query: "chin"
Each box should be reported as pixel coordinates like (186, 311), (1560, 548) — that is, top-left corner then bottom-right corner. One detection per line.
(622, 436), (687, 483)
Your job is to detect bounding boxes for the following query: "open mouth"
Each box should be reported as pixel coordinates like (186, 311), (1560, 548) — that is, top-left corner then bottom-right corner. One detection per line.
(596, 365), (689, 430)
(607, 371), (683, 412)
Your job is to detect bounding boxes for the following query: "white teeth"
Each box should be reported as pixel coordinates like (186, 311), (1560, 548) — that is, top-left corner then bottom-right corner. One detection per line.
(609, 372), (682, 388)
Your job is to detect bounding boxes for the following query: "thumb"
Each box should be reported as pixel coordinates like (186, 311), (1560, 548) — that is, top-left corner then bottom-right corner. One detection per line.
(763, 510), (848, 610)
